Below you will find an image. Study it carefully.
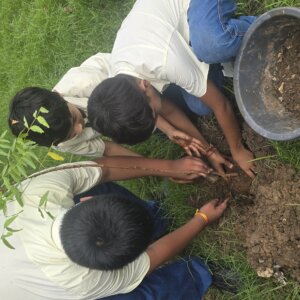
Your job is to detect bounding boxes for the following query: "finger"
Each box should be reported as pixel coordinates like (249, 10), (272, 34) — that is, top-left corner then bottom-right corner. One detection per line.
(246, 168), (256, 179)
(169, 177), (195, 184)
(174, 134), (190, 142)
(223, 158), (234, 169)
(187, 172), (209, 179)
(191, 138), (204, 147)
(184, 147), (193, 156)
(80, 196), (93, 202)
(219, 197), (230, 206)
(214, 164), (226, 176)
(188, 145), (201, 157)
(250, 166), (257, 176)
(210, 198), (220, 206)
(189, 158), (210, 170)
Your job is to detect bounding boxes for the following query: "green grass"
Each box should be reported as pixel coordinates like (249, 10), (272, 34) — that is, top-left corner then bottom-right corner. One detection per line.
(0, 0), (299, 299)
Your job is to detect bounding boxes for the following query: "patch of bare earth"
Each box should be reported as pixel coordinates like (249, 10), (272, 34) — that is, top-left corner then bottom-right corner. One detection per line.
(188, 118), (300, 283)
(268, 30), (300, 119)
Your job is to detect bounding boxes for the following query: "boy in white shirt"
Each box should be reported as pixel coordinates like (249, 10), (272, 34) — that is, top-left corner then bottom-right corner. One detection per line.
(88, 0), (257, 178)
(0, 158), (229, 299)
(8, 53), (207, 159)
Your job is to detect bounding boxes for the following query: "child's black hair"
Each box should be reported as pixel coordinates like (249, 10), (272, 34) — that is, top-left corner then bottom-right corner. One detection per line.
(88, 74), (155, 145)
(8, 87), (72, 146)
(60, 194), (154, 270)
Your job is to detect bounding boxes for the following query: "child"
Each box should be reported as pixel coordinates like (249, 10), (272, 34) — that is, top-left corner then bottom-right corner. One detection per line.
(0, 158), (229, 299)
(8, 53), (206, 159)
(88, 0), (256, 178)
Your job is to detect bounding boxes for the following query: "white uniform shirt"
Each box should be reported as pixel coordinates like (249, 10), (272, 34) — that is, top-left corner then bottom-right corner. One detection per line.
(52, 53), (111, 157)
(0, 162), (150, 299)
(110, 0), (209, 97)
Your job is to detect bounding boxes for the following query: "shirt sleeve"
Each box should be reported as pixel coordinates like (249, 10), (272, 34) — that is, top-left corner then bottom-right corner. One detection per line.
(54, 128), (106, 157)
(165, 32), (210, 97)
(53, 53), (111, 98)
(20, 162), (103, 208)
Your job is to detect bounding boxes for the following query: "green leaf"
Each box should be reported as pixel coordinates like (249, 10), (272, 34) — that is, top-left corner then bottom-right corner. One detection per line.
(1, 237), (15, 249)
(46, 211), (54, 220)
(0, 143), (12, 150)
(0, 199), (5, 210)
(0, 138), (10, 144)
(2, 201), (7, 216)
(38, 207), (45, 219)
(36, 116), (49, 128)
(0, 149), (8, 157)
(3, 231), (13, 238)
(6, 227), (22, 233)
(33, 110), (38, 118)
(23, 117), (29, 129)
(30, 125), (44, 134)
(9, 170), (21, 183)
(0, 131), (7, 138)
(39, 191), (49, 207)
(23, 157), (36, 169)
(11, 186), (23, 207)
(3, 176), (12, 190)
(47, 151), (64, 161)
(16, 164), (27, 178)
(18, 132), (28, 140)
(40, 107), (49, 114)
(4, 215), (18, 228)
(27, 151), (39, 161)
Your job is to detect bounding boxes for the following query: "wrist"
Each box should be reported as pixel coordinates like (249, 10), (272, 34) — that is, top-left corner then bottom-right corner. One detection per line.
(230, 140), (244, 155)
(201, 144), (216, 158)
(194, 209), (209, 226)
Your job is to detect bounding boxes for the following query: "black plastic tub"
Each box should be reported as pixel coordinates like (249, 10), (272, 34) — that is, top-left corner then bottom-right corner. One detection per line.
(234, 7), (300, 141)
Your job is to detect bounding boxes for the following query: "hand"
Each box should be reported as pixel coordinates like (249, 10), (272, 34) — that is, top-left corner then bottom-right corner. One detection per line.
(168, 130), (205, 157)
(167, 177), (197, 184)
(79, 196), (93, 202)
(207, 148), (233, 175)
(197, 198), (229, 224)
(232, 147), (256, 178)
(172, 156), (212, 180)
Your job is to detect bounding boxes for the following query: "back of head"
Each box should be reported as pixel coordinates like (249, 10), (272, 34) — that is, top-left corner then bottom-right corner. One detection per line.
(8, 87), (71, 146)
(60, 194), (154, 270)
(88, 75), (155, 145)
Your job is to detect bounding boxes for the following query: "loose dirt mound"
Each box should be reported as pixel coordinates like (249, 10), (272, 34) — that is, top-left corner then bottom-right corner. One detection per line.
(189, 119), (300, 282)
(237, 167), (300, 282)
(268, 30), (300, 119)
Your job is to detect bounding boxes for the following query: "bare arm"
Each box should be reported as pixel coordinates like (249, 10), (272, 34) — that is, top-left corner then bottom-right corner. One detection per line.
(94, 156), (211, 183)
(156, 109), (209, 157)
(160, 98), (208, 147)
(200, 80), (255, 177)
(159, 96), (233, 174)
(103, 141), (142, 157)
(146, 198), (229, 274)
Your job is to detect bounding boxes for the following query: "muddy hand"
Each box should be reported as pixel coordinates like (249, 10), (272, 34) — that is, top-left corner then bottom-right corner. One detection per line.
(232, 147), (256, 178)
(207, 148), (233, 177)
(197, 198), (229, 224)
(169, 130), (205, 157)
(172, 156), (213, 180)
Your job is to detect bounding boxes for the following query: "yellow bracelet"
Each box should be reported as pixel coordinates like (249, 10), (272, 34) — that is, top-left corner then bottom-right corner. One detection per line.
(194, 209), (209, 224)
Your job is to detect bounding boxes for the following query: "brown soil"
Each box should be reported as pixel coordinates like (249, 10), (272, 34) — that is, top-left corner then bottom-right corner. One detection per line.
(266, 30), (300, 119)
(188, 118), (300, 282)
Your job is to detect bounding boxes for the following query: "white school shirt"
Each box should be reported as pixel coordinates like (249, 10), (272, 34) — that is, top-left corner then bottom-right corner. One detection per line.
(52, 53), (111, 157)
(110, 0), (209, 97)
(0, 162), (150, 300)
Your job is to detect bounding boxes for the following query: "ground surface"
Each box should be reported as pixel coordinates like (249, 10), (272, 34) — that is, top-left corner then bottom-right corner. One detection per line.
(187, 119), (300, 283)
(269, 30), (300, 119)
(261, 29), (300, 121)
